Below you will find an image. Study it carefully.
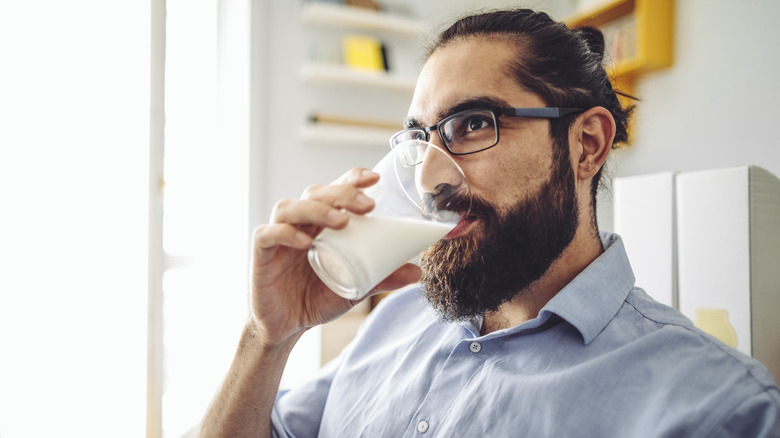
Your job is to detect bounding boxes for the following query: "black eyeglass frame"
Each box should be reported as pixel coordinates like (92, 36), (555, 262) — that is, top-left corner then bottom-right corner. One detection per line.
(389, 106), (584, 157)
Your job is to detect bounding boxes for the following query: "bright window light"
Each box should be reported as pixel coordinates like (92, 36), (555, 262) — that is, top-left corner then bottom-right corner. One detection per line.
(0, 1), (149, 437)
(160, 0), (249, 436)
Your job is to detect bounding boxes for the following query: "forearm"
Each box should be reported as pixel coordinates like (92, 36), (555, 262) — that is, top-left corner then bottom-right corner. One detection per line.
(199, 321), (303, 438)
(198, 167), (387, 437)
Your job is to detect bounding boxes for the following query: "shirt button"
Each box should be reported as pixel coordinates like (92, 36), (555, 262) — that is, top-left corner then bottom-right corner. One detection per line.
(469, 341), (482, 353)
(417, 420), (429, 433)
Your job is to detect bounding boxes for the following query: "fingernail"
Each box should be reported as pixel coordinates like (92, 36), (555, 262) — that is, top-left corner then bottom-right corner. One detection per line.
(327, 209), (347, 224)
(355, 193), (373, 207)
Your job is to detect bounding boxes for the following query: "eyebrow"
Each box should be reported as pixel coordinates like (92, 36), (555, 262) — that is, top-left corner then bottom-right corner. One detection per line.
(403, 96), (511, 129)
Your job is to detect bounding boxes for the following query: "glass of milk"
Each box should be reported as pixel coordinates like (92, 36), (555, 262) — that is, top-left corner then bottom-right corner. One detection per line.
(308, 141), (471, 300)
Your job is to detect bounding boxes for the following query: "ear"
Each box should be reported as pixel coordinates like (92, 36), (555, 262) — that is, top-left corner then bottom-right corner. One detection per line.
(572, 106), (616, 181)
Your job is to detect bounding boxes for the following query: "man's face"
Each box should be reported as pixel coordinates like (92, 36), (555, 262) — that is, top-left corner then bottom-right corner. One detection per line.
(408, 37), (579, 321)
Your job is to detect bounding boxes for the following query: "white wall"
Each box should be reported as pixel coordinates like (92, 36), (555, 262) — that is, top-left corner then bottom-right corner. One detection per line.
(602, 0), (780, 230)
(615, 0), (780, 178)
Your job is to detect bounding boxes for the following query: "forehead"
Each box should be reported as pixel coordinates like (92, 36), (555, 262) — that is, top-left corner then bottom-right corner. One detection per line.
(408, 37), (543, 125)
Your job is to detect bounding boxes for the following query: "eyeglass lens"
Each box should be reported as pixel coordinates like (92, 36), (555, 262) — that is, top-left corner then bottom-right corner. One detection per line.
(393, 109), (499, 166)
(441, 109), (498, 154)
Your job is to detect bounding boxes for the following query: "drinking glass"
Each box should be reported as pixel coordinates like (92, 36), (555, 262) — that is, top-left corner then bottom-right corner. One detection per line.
(307, 141), (471, 299)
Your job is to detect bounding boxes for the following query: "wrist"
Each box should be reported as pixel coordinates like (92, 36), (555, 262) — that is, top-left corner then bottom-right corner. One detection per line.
(241, 318), (304, 355)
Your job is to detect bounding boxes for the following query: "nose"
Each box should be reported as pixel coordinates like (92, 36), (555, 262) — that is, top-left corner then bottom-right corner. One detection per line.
(416, 143), (468, 213)
(426, 128), (447, 150)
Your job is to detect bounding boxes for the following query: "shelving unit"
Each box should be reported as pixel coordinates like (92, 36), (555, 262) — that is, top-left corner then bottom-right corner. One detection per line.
(567, 0), (674, 143)
(301, 2), (425, 36)
(567, 0), (674, 89)
(299, 2), (424, 147)
(300, 122), (397, 148)
(299, 62), (417, 91)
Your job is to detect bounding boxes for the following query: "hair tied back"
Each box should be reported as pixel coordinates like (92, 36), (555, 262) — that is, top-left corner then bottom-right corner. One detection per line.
(575, 26), (606, 63)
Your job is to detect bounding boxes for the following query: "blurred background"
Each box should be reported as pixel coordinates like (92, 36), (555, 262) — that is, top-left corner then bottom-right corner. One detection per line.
(1, 0), (778, 437)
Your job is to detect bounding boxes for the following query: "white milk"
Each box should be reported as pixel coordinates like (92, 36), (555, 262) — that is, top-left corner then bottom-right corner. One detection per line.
(308, 214), (454, 299)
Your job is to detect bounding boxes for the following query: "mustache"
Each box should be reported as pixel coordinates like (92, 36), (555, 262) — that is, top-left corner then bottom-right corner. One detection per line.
(421, 182), (473, 218)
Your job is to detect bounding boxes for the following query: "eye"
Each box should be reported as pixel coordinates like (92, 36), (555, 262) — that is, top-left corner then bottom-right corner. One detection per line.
(440, 110), (497, 153)
(452, 112), (495, 137)
(452, 112), (495, 140)
(464, 115), (491, 132)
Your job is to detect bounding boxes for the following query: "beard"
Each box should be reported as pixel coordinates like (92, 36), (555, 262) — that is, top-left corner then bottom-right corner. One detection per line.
(419, 146), (579, 322)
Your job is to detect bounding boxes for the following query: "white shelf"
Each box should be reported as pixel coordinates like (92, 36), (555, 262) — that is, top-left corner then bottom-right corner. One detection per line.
(299, 2), (420, 148)
(299, 62), (417, 91)
(301, 123), (397, 148)
(301, 2), (425, 36)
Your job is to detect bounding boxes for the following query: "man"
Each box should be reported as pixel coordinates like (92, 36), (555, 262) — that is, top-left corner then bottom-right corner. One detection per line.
(200, 9), (780, 437)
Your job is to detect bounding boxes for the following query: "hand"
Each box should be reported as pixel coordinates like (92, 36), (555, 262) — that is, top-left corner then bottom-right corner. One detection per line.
(249, 168), (421, 347)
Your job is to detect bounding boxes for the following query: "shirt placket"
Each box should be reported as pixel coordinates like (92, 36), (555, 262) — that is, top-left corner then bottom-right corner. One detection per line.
(401, 336), (493, 436)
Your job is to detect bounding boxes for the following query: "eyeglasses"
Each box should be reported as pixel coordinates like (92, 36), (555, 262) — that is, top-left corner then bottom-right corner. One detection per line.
(389, 107), (583, 166)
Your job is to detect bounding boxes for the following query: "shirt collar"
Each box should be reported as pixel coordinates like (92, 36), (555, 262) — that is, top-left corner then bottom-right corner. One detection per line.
(537, 232), (636, 344)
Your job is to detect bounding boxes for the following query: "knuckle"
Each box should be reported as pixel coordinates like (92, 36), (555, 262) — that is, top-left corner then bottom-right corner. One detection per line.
(252, 224), (273, 247)
(270, 198), (295, 218)
(252, 224), (266, 238)
(301, 184), (325, 199)
(253, 223), (296, 250)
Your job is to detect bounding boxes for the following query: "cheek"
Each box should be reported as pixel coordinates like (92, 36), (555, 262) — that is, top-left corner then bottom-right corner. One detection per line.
(459, 148), (551, 210)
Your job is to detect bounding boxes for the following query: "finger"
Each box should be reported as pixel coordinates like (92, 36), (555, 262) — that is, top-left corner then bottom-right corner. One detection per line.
(252, 223), (312, 264)
(254, 223), (312, 250)
(372, 263), (422, 293)
(300, 183), (375, 215)
(333, 167), (380, 188)
(271, 198), (351, 229)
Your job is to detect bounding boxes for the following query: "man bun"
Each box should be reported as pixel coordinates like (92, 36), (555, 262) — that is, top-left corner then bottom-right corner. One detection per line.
(575, 26), (606, 64)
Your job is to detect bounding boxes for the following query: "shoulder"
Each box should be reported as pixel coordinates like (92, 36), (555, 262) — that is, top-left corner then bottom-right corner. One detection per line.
(610, 287), (780, 434)
(620, 287), (775, 383)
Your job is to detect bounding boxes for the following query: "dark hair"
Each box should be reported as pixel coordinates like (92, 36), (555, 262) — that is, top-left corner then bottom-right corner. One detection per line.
(428, 9), (634, 222)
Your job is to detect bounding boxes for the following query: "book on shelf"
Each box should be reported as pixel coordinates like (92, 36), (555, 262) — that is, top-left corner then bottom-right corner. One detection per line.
(344, 0), (379, 10)
(308, 111), (398, 131)
(342, 34), (388, 72)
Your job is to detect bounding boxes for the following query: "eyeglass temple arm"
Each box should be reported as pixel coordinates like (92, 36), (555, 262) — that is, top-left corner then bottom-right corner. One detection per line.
(500, 107), (584, 118)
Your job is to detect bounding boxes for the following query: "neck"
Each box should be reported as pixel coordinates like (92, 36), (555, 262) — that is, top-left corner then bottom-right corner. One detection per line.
(480, 226), (603, 335)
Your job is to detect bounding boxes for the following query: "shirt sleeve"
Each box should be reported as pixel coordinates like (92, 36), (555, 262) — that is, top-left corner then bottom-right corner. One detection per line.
(710, 386), (780, 438)
(271, 357), (341, 438)
(270, 287), (423, 437)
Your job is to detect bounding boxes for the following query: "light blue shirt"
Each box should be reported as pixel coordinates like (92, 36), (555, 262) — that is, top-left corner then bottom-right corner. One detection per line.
(272, 233), (780, 437)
